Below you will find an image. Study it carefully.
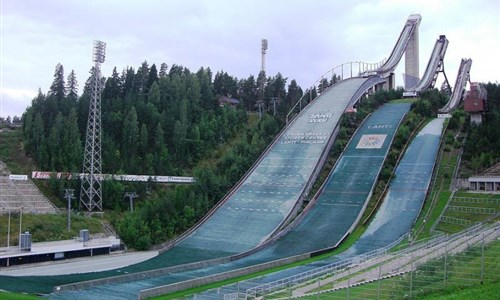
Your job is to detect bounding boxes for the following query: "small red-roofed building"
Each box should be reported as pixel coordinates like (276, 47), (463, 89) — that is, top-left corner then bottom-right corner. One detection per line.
(464, 82), (487, 124)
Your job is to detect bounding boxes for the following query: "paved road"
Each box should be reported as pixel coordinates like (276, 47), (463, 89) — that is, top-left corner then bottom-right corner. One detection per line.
(0, 251), (158, 276)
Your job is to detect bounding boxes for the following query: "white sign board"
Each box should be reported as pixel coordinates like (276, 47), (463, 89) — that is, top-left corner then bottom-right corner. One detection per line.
(356, 134), (387, 149)
(9, 174), (28, 180)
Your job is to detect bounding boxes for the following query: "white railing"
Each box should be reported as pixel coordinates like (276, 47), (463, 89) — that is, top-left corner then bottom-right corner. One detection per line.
(242, 223), (497, 299)
(244, 233), (408, 298)
(285, 60), (385, 124)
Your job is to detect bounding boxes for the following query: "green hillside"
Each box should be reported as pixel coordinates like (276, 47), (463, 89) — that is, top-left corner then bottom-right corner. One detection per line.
(1, 63), (499, 299)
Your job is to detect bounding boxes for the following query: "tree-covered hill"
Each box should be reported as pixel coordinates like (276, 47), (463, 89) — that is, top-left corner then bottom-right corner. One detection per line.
(19, 62), (309, 249)
(22, 63), (304, 175)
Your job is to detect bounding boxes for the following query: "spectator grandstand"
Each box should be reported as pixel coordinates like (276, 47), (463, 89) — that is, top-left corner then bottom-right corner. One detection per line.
(0, 161), (58, 214)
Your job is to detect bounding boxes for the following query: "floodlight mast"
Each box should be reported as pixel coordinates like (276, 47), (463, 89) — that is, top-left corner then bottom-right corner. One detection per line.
(92, 40), (106, 64)
(261, 39), (268, 74)
(80, 40), (106, 212)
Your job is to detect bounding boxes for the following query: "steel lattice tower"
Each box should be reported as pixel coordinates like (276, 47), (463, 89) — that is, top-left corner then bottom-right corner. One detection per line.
(80, 40), (106, 212)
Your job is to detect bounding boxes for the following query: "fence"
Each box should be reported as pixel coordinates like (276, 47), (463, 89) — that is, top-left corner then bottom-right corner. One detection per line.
(440, 216), (472, 226)
(285, 60), (385, 124)
(452, 197), (500, 205)
(244, 234), (410, 299)
(187, 223), (498, 300)
(447, 206), (495, 214)
(292, 227), (499, 300)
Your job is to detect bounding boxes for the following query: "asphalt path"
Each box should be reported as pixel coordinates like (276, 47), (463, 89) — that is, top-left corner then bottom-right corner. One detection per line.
(0, 251), (158, 276)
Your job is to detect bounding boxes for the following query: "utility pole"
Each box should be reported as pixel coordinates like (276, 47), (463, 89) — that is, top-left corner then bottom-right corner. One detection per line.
(256, 100), (264, 118)
(18, 208), (23, 251)
(270, 97), (278, 115)
(7, 210), (10, 249)
(64, 189), (75, 232)
(124, 192), (139, 212)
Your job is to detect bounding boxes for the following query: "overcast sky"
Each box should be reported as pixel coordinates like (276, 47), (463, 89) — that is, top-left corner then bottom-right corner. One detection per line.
(1, 0), (499, 118)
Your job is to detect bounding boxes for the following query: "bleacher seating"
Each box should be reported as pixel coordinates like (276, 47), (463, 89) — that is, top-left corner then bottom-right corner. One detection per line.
(0, 161), (10, 176)
(0, 162), (58, 215)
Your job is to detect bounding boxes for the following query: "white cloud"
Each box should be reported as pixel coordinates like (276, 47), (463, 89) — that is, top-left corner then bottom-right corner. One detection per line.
(1, 0), (499, 117)
(0, 88), (35, 118)
(0, 87), (37, 99)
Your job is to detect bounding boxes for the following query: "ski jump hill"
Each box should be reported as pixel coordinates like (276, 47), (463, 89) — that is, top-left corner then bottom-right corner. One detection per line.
(0, 14), (472, 299)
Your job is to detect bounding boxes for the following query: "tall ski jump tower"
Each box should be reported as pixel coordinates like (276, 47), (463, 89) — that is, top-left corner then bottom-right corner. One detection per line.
(80, 40), (106, 212)
(404, 14), (420, 89)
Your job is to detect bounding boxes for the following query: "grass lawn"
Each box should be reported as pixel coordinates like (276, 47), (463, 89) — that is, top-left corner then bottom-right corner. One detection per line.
(0, 213), (104, 246)
(419, 281), (500, 299)
(0, 291), (42, 300)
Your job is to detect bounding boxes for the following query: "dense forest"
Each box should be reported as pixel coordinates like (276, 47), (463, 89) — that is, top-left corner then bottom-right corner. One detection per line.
(17, 58), (500, 249)
(461, 83), (500, 174)
(19, 62), (318, 249)
(22, 63), (306, 174)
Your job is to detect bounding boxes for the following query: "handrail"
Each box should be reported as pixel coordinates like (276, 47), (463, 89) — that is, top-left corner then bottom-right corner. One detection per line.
(286, 60), (385, 124)
(244, 222), (498, 298)
(376, 14), (421, 77)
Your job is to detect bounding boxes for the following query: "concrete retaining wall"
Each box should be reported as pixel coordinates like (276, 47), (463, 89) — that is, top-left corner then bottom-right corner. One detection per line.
(53, 256), (231, 292)
(138, 253), (310, 299)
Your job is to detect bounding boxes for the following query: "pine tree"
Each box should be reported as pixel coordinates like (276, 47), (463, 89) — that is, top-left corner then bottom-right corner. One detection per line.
(213, 71), (237, 97)
(257, 70), (267, 91)
(66, 70), (79, 111)
(32, 112), (47, 168)
(317, 77), (329, 94)
(22, 108), (34, 153)
(121, 67), (135, 98)
(330, 73), (341, 86)
(159, 63), (168, 78)
(62, 108), (82, 172)
(154, 123), (165, 152)
(122, 107), (140, 172)
(134, 61), (150, 95)
(286, 79), (303, 109)
(49, 63), (66, 103)
(148, 81), (161, 105)
(168, 64), (184, 77)
(147, 64), (159, 90)
(82, 67), (95, 96)
(139, 123), (149, 156)
(48, 113), (64, 170)
(240, 76), (258, 111)
(197, 67), (216, 111)
(103, 67), (122, 100)
(173, 98), (189, 162)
